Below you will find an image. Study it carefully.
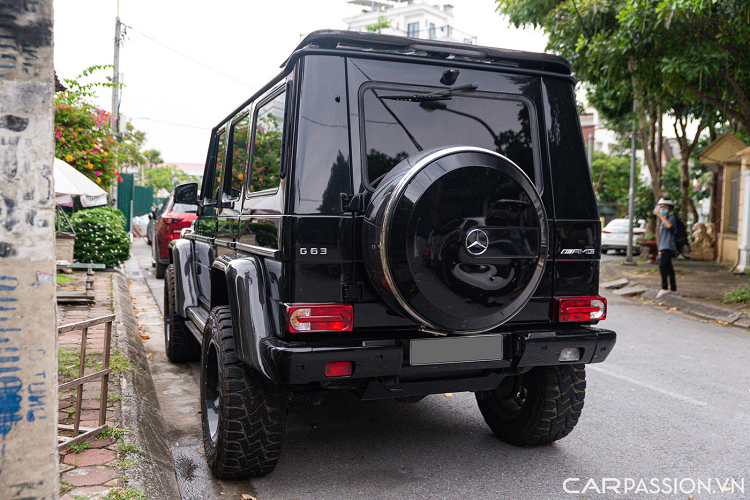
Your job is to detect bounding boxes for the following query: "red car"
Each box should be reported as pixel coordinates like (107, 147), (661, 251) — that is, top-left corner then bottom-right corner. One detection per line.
(151, 194), (197, 278)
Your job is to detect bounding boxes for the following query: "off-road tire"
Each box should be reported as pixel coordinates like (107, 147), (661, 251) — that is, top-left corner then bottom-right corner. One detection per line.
(164, 264), (200, 362)
(201, 306), (287, 478)
(476, 365), (585, 446)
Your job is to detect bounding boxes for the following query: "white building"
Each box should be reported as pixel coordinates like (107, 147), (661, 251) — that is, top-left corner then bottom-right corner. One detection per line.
(343, 0), (476, 45)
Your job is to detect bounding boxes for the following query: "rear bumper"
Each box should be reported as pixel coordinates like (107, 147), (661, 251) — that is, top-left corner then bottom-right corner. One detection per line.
(259, 326), (616, 387)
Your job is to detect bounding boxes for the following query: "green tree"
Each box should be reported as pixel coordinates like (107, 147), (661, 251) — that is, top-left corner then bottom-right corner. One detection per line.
(143, 165), (196, 193)
(54, 66), (151, 190)
(144, 149), (163, 167)
(249, 114), (282, 193)
(590, 151), (643, 216)
(54, 66), (121, 189)
(495, 0), (732, 223)
(366, 15), (392, 32)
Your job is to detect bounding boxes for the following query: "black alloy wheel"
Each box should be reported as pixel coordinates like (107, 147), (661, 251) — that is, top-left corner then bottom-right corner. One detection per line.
(200, 306), (287, 478)
(476, 365), (586, 446)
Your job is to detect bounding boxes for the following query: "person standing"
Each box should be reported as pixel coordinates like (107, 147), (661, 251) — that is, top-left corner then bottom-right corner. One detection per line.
(655, 198), (677, 298)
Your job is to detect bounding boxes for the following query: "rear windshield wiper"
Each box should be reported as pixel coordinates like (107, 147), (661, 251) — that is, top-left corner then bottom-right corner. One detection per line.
(378, 82), (479, 102)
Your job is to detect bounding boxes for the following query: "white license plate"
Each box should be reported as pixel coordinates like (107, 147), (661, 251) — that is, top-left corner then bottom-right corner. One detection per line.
(410, 334), (505, 366)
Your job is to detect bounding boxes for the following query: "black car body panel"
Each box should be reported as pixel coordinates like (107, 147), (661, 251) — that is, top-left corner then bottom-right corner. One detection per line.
(174, 30), (614, 400)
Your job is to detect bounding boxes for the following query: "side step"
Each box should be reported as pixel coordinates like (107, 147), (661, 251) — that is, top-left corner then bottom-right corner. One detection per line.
(185, 306), (209, 345)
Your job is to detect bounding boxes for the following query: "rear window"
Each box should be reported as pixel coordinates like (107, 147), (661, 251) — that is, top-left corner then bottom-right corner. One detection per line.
(172, 203), (197, 214)
(360, 84), (539, 188)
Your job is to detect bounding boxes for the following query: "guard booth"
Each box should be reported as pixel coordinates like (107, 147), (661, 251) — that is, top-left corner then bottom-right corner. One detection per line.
(116, 173), (154, 232)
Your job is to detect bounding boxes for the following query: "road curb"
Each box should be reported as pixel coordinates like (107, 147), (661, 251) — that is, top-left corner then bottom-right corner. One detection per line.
(112, 272), (181, 499)
(601, 262), (750, 329)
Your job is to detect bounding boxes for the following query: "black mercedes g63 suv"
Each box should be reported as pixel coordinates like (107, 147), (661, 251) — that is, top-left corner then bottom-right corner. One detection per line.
(165, 30), (616, 478)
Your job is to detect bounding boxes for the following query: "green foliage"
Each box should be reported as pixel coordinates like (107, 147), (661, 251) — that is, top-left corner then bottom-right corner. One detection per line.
(118, 442), (143, 455)
(55, 93), (119, 189)
(722, 286), (750, 304)
(55, 66), (151, 190)
(366, 15), (392, 32)
(57, 274), (75, 284)
(110, 458), (136, 470)
(104, 487), (147, 500)
(591, 152), (643, 214)
(143, 149), (163, 166)
(143, 165), (196, 193)
(69, 440), (90, 454)
(70, 207), (130, 266)
(109, 349), (133, 374)
(60, 481), (73, 494)
(58, 348), (80, 379)
(250, 114), (282, 192)
(97, 426), (126, 441)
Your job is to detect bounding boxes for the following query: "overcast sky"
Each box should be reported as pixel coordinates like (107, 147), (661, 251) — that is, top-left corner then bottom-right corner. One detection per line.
(54, 0), (548, 164)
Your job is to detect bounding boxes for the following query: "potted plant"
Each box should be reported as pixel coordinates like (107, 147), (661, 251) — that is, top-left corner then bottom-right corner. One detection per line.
(637, 232), (658, 262)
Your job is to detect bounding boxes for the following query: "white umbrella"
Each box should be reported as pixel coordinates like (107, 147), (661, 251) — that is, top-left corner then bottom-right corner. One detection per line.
(53, 157), (108, 207)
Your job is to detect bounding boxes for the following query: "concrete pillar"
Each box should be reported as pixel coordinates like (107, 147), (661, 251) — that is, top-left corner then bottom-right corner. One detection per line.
(738, 157), (750, 272)
(0, 1), (58, 498)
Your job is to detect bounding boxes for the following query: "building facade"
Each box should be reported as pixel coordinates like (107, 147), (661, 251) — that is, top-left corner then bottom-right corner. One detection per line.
(344, 0), (476, 44)
(698, 132), (749, 267)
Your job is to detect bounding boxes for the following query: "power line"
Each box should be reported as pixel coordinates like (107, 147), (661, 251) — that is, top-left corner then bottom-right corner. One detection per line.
(131, 116), (210, 130)
(121, 22), (255, 89)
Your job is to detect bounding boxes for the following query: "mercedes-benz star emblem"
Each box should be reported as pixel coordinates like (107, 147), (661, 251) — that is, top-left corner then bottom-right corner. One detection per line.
(465, 229), (489, 256)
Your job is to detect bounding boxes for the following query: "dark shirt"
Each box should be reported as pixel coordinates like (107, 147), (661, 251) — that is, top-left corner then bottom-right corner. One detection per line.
(659, 214), (677, 251)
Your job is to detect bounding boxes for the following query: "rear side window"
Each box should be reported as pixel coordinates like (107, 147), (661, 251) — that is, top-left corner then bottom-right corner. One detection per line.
(543, 78), (598, 220)
(228, 114), (250, 199)
(360, 84), (539, 188)
(248, 92), (285, 193)
(204, 129), (227, 203)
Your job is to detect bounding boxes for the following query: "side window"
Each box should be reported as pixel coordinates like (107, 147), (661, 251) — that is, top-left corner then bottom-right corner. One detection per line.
(205, 129), (227, 203)
(249, 91), (285, 193)
(228, 114), (250, 199)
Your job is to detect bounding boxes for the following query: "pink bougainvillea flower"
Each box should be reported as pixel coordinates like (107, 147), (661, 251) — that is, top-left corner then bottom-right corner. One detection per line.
(95, 171), (101, 176)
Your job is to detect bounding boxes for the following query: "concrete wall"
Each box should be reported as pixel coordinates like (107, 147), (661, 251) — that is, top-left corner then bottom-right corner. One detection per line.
(0, 1), (58, 498)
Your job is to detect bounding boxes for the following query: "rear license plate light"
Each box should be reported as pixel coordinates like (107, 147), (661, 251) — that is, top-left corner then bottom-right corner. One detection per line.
(556, 297), (606, 322)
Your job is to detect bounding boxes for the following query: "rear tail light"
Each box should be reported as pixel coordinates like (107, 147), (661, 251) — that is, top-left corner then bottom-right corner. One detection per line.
(602, 230), (610, 233)
(555, 297), (606, 322)
(163, 217), (182, 225)
(287, 304), (353, 332)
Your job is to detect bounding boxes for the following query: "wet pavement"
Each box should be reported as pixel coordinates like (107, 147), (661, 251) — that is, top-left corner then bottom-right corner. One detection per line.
(126, 238), (750, 500)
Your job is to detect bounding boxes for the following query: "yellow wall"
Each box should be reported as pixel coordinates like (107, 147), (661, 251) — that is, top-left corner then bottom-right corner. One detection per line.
(718, 165), (740, 265)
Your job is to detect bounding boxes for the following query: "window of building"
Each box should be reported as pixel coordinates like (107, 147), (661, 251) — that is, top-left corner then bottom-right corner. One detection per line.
(429, 23), (436, 39)
(407, 22), (419, 38)
(249, 91), (286, 194)
(729, 168), (740, 233)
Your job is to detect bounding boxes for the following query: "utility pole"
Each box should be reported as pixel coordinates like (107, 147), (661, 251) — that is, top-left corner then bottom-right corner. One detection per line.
(624, 99), (638, 266)
(112, 16), (121, 132)
(0, 1), (58, 497)
(588, 132), (594, 169)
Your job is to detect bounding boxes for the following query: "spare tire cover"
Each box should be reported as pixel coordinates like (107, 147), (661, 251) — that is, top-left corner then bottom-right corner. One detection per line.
(363, 146), (548, 332)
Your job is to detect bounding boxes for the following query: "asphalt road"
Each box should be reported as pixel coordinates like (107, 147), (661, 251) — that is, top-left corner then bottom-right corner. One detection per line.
(130, 240), (750, 499)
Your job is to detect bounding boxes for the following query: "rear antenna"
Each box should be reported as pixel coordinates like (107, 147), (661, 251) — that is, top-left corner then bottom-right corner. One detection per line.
(440, 69), (459, 86)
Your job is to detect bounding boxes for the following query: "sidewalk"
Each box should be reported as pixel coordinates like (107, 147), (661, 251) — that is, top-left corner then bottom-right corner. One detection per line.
(57, 268), (180, 500)
(57, 272), (123, 499)
(601, 256), (750, 329)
